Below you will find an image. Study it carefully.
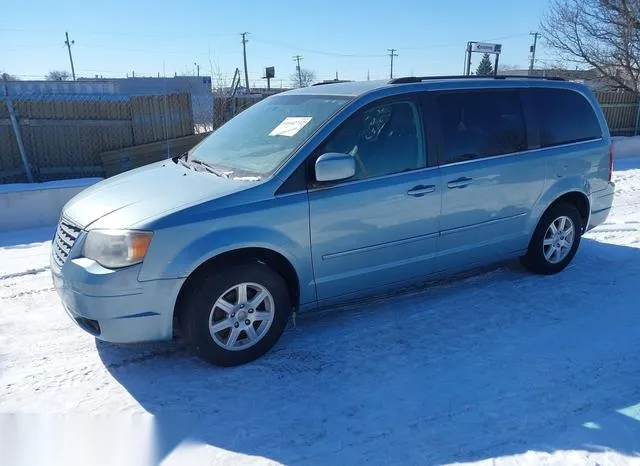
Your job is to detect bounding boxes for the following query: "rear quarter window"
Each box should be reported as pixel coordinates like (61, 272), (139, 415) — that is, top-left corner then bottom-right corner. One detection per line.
(531, 88), (602, 148)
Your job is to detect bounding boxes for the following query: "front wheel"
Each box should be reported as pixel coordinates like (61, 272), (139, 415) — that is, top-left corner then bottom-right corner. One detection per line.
(520, 203), (582, 275)
(180, 262), (292, 366)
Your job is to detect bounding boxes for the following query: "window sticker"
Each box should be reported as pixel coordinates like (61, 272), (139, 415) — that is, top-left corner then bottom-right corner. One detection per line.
(269, 117), (312, 137)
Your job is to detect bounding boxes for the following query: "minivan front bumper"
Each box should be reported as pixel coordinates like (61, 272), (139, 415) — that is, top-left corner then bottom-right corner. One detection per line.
(51, 251), (184, 343)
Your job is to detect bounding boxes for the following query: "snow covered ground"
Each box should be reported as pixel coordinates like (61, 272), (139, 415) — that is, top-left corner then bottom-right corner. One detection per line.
(1, 160), (640, 466)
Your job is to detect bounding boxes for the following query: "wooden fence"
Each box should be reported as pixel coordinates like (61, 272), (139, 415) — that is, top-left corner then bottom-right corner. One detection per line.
(0, 93), (193, 183)
(212, 94), (263, 130)
(211, 91), (640, 137)
(100, 132), (208, 177)
(2, 89), (639, 183)
(595, 91), (639, 136)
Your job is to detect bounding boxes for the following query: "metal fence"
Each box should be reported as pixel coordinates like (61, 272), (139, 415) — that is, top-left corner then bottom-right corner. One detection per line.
(0, 92), (194, 183)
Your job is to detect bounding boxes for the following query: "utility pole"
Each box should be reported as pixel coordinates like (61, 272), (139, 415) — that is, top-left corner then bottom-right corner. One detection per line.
(367, 69), (370, 81)
(241, 32), (250, 91)
(64, 32), (76, 81)
(387, 48), (398, 79)
(529, 32), (540, 75)
(3, 75), (33, 182)
(293, 55), (303, 87)
(194, 62), (200, 77)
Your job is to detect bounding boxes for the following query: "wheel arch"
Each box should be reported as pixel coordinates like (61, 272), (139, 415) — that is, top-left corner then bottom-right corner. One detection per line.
(173, 247), (300, 331)
(530, 180), (591, 239)
(544, 191), (590, 233)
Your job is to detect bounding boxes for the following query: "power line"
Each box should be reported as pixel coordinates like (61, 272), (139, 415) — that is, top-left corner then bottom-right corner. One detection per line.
(387, 49), (398, 79)
(402, 33), (531, 50)
(251, 32), (531, 57)
(3, 44), (62, 49)
(241, 32), (250, 90)
(0, 27), (238, 38)
(252, 37), (386, 57)
(71, 44), (237, 58)
(64, 32), (76, 81)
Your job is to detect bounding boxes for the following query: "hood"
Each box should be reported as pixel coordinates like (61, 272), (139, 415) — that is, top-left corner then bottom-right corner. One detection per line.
(64, 160), (257, 229)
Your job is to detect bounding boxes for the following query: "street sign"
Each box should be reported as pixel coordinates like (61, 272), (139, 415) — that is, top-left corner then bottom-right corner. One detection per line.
(264, 66), (275, 79)
(471, 42), (502, 54)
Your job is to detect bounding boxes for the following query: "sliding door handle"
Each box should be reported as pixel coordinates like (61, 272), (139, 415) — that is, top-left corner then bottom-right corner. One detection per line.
(407, 185), (436, 197)
(447, 177), (473, 189)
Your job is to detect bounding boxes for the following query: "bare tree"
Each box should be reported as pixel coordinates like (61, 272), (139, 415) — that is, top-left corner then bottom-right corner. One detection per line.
(46, 70), (71, 81)
(497, 64), (523, 72)
(541, 0), (640, 93)
(290, 69), (316, 88)
(1, 72), (19, 81)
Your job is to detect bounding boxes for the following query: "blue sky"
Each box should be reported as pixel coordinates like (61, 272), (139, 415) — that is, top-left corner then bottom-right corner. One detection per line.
(2, 0), (556, 86)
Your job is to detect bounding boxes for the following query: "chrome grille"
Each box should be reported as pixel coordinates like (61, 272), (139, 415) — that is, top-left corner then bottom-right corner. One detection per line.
(53, 218), (82, 267)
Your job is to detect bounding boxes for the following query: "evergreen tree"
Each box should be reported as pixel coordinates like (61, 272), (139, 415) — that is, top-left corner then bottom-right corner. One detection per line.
(476, 53), (494, 76)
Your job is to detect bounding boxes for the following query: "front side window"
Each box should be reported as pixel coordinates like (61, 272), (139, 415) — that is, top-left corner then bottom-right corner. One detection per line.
(530, 88), (602, 147)
(189, 94), (350, 178)
(437, 90), (527, 164)
(319, 100), (426, 180)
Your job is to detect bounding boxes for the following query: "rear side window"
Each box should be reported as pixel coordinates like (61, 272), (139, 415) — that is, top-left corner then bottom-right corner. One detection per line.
(531, 88), (602, 148)
(437, 90), (526, 165)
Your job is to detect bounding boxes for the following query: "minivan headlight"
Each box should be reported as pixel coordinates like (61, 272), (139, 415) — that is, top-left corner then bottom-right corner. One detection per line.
(82, 230), (153, 269)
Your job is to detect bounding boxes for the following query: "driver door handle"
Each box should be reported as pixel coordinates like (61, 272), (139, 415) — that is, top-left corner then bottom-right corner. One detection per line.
(407, 185), (436, 197)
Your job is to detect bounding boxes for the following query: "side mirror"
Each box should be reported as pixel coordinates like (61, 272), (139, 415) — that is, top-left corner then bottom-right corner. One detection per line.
(315, 152), (356, 182)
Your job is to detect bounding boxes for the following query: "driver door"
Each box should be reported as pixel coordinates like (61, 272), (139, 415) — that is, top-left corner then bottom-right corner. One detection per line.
(308, 95), (442, 302)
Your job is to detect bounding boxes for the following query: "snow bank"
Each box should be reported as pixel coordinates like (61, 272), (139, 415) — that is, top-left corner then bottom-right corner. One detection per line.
(0, 178), (101, 232)
(1, 166), (639, 465)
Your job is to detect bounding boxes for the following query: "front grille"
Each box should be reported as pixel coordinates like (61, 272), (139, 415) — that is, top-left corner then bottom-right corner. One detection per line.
(53, 218), (82, 267)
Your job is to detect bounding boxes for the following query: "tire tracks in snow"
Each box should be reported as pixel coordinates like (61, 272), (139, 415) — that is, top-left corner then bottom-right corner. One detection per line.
(0, 265), (50, 281)
(0, 267), (53, 299)
(1, 286), (55, 300)
(102, 346), (188, 369)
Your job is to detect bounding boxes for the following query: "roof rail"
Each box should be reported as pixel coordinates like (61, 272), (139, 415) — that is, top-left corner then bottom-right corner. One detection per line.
(311, 80), (354, 86)
(388, 75), (566, 84)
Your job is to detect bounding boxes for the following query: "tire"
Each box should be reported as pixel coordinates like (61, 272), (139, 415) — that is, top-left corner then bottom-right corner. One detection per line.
(179, 262), (292, 367)
(520, 202), (582, 275)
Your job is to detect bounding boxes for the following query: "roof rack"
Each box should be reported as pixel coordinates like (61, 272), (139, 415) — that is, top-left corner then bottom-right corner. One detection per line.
(388, 75), (565, 84)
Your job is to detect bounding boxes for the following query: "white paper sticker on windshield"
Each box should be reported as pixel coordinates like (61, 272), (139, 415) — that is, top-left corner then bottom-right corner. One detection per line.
(269, 117), (312, 137)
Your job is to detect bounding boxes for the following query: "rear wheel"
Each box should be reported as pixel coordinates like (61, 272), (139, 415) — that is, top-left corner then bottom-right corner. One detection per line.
(520, 203), (582, 275)
(180, 262), (292, 366)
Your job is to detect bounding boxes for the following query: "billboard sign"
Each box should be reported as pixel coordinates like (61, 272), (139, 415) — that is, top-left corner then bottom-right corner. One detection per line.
(471, 42), (502, 54)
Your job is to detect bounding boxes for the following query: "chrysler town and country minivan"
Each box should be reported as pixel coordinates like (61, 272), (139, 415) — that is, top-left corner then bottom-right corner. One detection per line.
(52, 76), (615, 366)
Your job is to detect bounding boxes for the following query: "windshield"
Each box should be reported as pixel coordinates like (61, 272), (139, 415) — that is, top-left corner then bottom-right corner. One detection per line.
(188, 94), (351, 177)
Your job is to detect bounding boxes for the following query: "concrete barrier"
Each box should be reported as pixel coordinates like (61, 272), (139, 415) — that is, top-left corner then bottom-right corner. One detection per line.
(0, 178), (101, 232)
(613, 136), (640, 160)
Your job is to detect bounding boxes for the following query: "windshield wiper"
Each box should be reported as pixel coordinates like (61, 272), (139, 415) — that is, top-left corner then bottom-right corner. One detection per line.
(173, 152), (190, 168)
(189, 159), (232, 178)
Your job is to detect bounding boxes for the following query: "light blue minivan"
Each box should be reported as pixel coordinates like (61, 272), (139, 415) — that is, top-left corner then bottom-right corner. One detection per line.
(52, 76), (615, 366)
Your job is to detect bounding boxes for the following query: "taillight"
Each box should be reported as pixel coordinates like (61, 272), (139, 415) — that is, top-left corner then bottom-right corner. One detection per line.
(608, 143), (614, 182)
